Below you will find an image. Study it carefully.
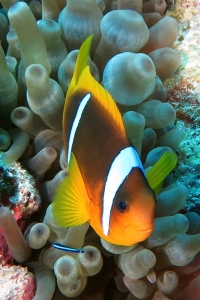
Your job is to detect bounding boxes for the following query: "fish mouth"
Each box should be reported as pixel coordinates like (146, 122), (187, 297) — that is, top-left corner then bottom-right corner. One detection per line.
(125, 225), (154, 237)
(136, 226), (154, 234)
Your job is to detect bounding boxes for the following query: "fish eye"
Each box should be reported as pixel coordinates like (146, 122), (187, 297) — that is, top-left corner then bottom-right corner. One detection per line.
(115, 197), (129, 214)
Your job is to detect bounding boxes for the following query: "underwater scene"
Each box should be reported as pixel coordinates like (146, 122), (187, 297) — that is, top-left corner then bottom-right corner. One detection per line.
(0, 0), (200, 299)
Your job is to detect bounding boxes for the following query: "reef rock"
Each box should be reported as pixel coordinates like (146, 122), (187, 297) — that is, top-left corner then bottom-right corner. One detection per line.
(0, 264), (36, 300)
(0, 158), (41, 264)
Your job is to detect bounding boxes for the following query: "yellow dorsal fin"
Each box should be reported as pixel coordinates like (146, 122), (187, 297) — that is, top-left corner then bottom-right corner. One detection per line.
(63, 35), (93, 127)
(52, 152), (91, 227)
(146, 151), (178, 194)
(76, 65), (125, 134)
(67, 35), (93, 97)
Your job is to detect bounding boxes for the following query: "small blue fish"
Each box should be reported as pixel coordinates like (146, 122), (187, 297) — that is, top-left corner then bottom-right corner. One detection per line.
(52, 242), (84, 253)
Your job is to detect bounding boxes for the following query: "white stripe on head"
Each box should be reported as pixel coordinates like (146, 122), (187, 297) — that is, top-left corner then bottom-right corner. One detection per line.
(102, 146), (144, 236)
(67, 93), (91, 165)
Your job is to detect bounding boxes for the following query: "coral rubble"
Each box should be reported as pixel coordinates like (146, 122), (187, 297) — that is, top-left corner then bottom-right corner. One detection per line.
(165, 0), (200, 213)
(0, 264), (36, 300)
(0, 0), (199, 299)
(0, 158), (40, 264)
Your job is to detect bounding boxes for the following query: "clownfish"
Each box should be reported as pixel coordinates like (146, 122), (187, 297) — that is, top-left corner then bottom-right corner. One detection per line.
(52, 36), (177, 246)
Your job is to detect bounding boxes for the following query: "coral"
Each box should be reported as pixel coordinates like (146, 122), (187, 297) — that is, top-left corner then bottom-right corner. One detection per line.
(0, 0), (199, 299)
(0, 158), (40, 264)
(26, 261), (56, 300)
(0, 264), (36, 300)
(0, 206), (31, 263)
(164, 0), (200, 214)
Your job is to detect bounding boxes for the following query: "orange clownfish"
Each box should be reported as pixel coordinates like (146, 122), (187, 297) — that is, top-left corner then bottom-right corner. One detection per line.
(52, 36), (177, 246)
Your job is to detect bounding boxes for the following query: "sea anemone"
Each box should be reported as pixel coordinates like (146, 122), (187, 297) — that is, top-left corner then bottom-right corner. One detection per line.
(0, 0), (199, 299)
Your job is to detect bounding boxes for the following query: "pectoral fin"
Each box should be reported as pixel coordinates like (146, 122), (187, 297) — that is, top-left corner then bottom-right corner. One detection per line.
(52, 152), (91, 227)
(146, 151), (178, 194)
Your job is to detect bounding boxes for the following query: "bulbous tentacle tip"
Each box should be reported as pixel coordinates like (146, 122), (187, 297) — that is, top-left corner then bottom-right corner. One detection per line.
(102, 52), (156, 106)
(8, 1), (28, 15)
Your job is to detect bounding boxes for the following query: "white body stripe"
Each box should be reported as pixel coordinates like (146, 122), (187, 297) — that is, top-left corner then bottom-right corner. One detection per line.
(67, 93), (91, 165)
(102, 147), (144, 236)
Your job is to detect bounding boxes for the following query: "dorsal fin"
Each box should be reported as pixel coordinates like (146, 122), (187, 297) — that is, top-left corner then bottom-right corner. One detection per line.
(76, 66), (125, 134)
(66, 35), (93, 99)
(63, 35), (93, 130)
(63, 35), (125, 164)
(62, 35), (93, 162)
